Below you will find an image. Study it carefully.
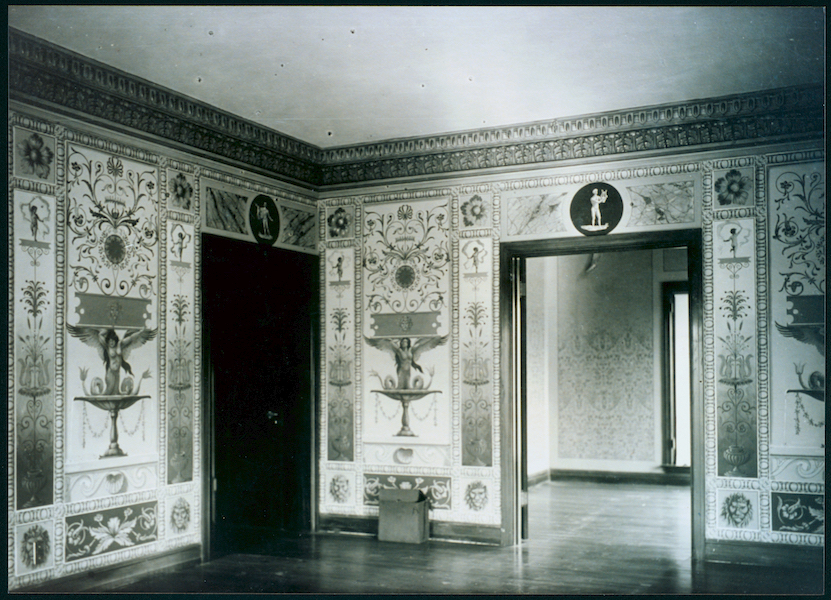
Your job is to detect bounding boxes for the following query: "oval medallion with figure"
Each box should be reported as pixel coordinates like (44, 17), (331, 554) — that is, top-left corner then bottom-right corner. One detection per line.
(249, 194), (280, 245)
(570, 183), (623, 236)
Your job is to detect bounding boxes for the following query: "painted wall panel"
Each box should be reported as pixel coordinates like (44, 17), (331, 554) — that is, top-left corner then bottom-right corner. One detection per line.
(768, 162), (825, 454)
(13, 189), (57, 510)
(8, 108), (314, 590)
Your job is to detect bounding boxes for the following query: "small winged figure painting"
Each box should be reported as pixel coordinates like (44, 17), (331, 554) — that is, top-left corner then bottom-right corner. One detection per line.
(365, 335), (449, 390)
(67, 325), (157, 395)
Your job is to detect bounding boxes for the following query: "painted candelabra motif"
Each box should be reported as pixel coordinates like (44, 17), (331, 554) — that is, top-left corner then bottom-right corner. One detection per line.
(363, 201), (450, 440)
(327, 249), (355, 461)
(461, 239), (493, 466)
(167, 219), (196, 482)
(65, 146), (159, 460)
(68, 323), (156, 458)
(168, 295), (192, 479)
(769, 164), (825, 445)
(15, 192), (56, 508)
(716, 220), (757, 477)
(366, 334), (448, 436)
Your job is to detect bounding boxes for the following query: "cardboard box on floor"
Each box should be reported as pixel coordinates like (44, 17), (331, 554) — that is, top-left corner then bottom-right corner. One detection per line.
(378, 489), (429, 543)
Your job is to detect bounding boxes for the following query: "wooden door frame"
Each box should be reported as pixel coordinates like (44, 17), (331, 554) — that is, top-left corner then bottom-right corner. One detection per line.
(200, 234), (320, 561)
(499, 230), (705, 562)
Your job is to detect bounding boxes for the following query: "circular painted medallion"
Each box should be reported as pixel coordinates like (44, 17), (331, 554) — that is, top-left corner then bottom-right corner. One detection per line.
(249, 194), (280, 245)
(569, 183), (623, 236)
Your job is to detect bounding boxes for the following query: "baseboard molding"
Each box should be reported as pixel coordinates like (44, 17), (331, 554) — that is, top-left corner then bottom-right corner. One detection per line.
(527, 470), (550, 487)
(703, 539), (824, 569)
(18, 544), (202, 593)
(547, 468), (691, 486)
(317, 515), (502, 545)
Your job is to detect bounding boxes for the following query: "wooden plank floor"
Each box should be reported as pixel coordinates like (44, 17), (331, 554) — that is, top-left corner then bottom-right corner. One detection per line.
(111, 480), (823, 595)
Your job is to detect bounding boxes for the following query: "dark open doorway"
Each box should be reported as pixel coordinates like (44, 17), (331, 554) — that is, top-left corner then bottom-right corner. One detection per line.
(500, 230), (704, 560)
(202, 233), (319, 559)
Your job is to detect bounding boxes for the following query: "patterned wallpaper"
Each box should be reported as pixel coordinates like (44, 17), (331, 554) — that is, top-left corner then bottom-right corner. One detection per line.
(318, 148), (825, 551)
(556, 252), (655, 463)
(7, 110), (317, 590)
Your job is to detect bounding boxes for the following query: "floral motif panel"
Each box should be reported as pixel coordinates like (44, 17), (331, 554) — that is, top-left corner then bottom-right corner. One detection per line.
(768, 162), (825, 453)
(713, 167), (754, 208)
(64, 145), (160, 465)
(64, 500), (157, 562)
(167, 217), (196, 483)
(713, 218), (757, 478)
(13, 127), (57, 184)
(460, 237), (493, 466)
(771, 492), (824, 534)
(325, 247), (356, 462)
(362, 200), (452, 449)
(363, 473), (451, 509)
(13, 190), (57, 509)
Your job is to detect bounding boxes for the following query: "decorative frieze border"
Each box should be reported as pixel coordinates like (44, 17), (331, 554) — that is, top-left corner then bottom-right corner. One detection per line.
(321, 86), (823, 164)
(9, 28), (823, 188)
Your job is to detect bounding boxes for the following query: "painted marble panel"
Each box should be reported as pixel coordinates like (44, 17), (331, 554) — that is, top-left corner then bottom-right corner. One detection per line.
(64, 146), (159, 464)
(504, 192), (569, 236)
(13, 127), (57, 184)
(460, 238), (493, 466)
(14, 191), (57, 509)
(363, 473), (451, 509)
(771, 492), (824, 534)
(167, 220), (196, 483)
(64, 500), (157, 562)
(14, 521), (55, 576)
(326, 248), (355, 462)
(626, 180), (695, 226)
(279, 203), (317, 249)
(768, 162), (825, 453)
(713, 218), (757, 477)
(362, 200), (451, 447)
(203, 184), (248, 235)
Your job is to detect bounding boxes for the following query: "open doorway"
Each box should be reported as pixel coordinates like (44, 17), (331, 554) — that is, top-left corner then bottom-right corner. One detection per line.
(502, 230), (704, 560)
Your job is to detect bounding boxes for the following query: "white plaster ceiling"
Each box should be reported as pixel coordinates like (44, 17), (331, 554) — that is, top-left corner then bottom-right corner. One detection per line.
(8, 5), (825, 149)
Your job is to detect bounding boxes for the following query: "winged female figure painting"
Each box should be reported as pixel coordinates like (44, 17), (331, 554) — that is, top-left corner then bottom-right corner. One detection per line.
(365, 335), (448, 390)
(67, 325), (157, 396)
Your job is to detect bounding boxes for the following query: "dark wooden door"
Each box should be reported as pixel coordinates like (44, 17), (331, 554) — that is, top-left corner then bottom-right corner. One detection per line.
(203, 234), (318, 556)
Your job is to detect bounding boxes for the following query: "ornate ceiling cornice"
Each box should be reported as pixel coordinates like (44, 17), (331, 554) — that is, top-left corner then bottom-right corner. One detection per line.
(8, 28), (824, 189)
(8, 28), (323, 185)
